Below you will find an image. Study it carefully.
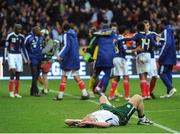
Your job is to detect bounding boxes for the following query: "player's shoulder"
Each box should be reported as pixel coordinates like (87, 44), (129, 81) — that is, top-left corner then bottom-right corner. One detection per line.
(6, 32), (16, 39)
(19, 34), (25, 38)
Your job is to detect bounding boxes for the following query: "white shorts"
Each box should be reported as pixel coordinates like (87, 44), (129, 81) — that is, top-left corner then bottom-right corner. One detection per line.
(136, 53), (151, 74)
(149, 58), (158, 77)
(112, 57), (128, 76)
(8, 53), (23, 72)
(62, 70), (79, 77)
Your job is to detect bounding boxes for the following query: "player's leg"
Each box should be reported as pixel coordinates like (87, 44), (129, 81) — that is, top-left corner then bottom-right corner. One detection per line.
(41, 61), (51, 94)
(42, 73), (48, 94)
(149, 76), (157, 98)
(128, 94), (153, 125)
(110, 57), (122, 99)
(109, 76), (120, 100)
(14, 54), (23, 98)
(74, 73), (89, 100)
(14, 72), (22, 98)
(123, 75), (130, 100)
(9, 69), (15, 98)
(88, 66), (99, 98)
(99, 95), (112, 106)
(55, 74), (67, 100)
(149, 58), (158, 98)
(139, 73), (148, 99)
(30, 62), (41, 96)
(88, 62), (96, 98)
(159, 65), (177, 98)
(96, 67), (111, 95)
(7, 54), (16, 97)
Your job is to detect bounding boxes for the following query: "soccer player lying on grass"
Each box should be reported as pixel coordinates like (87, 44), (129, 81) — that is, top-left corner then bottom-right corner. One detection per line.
(65, 95), (153, 128)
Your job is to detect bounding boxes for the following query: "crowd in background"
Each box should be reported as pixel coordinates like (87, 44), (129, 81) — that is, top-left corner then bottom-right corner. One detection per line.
(0, 0), (180, 52)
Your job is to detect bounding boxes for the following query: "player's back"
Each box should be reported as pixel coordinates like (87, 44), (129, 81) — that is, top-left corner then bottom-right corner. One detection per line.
(95, 31), (116, 67)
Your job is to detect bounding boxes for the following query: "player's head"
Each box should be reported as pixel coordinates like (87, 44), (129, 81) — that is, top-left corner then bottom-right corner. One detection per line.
(143, 20), (150, 32)
(100, 20), (109, 30)
(159, 19), (170, 31)
(32, 26), (41, 36)
(62, 22), (72, 32)
(110, 23), (118, 33)
(14, 24), (22, 34)
(137, 22), (145, 32)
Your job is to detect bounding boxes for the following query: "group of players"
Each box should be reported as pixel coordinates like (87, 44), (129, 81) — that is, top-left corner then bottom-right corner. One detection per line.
(3, 19), (177, 100)
(85, 20), (177, 101)
(2, 20), (177, 128)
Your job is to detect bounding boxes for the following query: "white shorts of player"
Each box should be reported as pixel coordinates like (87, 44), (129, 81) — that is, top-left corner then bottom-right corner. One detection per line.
(136, 52), (151, 74)
(91, 110), (119, 126)
(62, 69), (79, 77)
(8, 53), (23, 72)
(149, 58), (158, 77)
(112, 57), (128, 76)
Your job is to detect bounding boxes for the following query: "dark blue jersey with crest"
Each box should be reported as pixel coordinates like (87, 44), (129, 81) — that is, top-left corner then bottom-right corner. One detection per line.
(5, 32), (24, 54)
(24, 32), (43, 65)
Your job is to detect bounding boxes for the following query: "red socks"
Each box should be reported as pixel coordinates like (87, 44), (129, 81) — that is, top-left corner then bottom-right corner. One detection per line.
(14, 80), (19, 94)
(140, 80), (147, 97)
(109, 80), (118, 97)
(9, 80), (14, 92)
(149, 79), (156, 93)
(77, 80), (85, 91)
(59, 81), (66, 92)
(123, 80), (130, 98)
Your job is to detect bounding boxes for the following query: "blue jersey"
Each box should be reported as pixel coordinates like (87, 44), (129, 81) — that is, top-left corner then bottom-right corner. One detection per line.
(24, 32), (43, 65)
(6, 32), (24, 54)
(115, 34), (126, 59)
(146, 31), (158, 58)
(58, 29), (80, 70)
(159, 25), (176, 65)
(94, 30), (116, 68)
(120, 32), (158, 54)
(5, 32), (29, 61)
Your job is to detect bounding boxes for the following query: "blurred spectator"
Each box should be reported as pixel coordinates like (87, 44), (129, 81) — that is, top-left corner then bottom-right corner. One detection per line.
(0, 0), (179, 53)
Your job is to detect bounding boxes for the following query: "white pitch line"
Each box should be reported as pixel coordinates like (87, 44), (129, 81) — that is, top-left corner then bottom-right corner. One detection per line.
(50, 90), (180, 133)
(146, 109), (180, 113)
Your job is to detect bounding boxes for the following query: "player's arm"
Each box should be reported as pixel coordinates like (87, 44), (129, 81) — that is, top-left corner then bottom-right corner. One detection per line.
(159, 30), (170, 60)
(57, 33), (70, 61)
(78, 120), (110, 128)
(24, 35), (31, 63)
(84, 36), (97, 62)
(119, 34), (138, 42)
(3, 34), (10, 64)
(21, 36), (30, 64)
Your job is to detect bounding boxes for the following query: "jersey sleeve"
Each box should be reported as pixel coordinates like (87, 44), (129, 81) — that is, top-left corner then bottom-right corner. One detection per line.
(58, 33), (70, 59)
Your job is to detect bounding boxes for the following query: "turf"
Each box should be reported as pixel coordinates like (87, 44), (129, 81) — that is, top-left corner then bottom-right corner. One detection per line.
(0, 78), (180, 133)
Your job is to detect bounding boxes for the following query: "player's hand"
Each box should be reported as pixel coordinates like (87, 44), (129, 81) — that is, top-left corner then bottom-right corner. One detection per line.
(2, 60), (7, 66)
(27, 60), (31, 65)
(56, 56), (62, 61)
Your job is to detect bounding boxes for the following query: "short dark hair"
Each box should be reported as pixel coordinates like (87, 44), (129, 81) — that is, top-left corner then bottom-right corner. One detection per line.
(62, 22), (72, 31)
(137, 22), (145, 32)
(143, 20), (149, 24)
(161, 19), (170, 26)
(14, 24), (22, 29)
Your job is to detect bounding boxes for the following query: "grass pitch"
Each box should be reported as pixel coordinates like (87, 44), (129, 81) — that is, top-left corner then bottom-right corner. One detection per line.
(0, 78), (180, 133)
